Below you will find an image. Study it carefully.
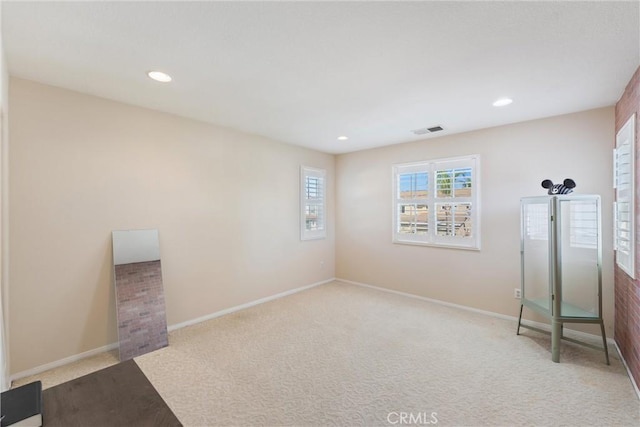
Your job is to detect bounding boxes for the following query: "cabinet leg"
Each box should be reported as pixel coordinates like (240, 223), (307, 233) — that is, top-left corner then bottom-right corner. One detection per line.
(552, 319), (561, 363)
(517, 304), (524, 335)
(600, 321), (610, 365)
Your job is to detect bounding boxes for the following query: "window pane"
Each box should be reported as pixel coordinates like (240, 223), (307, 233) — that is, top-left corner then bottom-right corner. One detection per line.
(305, 204), (324, 231)
(399, 172), (428, 199)
(305, 177), (322, 200)
(454, 203), (472, 237)
(398, 204), (428, 235)
(416, 204), (428, 234)
(436, 203), (453, 236)
(436, 167), (472, 198)
(398, 204), (415, 234)
(436, 170), (453, 198)
(436, 203), (472, 237)
(399, 174), (412, 200)
(454, 168), (472, 197)
(396, 205), (414, 234)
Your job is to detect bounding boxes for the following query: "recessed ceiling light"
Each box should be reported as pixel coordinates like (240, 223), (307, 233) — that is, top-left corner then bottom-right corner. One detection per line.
(147, 71), (172, 83)
(337, 136), (349, 141)
(493, 98), (513, 107)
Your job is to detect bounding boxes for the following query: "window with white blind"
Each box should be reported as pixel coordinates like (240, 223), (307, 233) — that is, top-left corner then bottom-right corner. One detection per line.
(614, 114), (635, 278)
(393, 155), (480, 249)
(301, 166), (326, 240)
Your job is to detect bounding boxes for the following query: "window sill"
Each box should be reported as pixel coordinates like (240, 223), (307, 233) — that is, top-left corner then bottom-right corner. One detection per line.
(392, 239), (480, 251)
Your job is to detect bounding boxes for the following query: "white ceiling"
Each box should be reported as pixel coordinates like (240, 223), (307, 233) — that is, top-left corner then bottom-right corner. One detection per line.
(2, 1), (639, 154)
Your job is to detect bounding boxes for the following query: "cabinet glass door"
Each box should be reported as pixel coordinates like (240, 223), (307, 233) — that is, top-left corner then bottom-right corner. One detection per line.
(557, 197), (600, 318)
(521, 198), (551, 314)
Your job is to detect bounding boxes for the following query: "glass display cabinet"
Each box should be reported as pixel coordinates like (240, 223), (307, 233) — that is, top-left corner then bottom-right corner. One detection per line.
(517, 195), (609, 364)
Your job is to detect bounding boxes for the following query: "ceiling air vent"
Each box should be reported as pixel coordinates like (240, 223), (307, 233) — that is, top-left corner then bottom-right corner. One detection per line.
(412, 125), (444, 135)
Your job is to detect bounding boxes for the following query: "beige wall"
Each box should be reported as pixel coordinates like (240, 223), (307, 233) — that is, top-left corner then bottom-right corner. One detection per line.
(9, 78), (335, 374)
(336, 107), (615, 336)
(7, 76), (616, 374)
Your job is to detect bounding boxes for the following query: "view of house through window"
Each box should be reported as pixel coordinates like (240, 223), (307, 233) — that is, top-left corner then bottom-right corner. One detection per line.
(393, 156), (479, 249)
(301, 166), (326, 240)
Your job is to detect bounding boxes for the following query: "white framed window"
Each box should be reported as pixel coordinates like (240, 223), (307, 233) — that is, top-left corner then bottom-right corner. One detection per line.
(393, 155), (480, 250)
(614, 114), (635, 278)
(301, 166), (326, 240)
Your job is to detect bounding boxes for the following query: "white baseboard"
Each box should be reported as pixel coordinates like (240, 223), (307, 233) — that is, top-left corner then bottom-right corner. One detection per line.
(614, 341), (640, 400)
(10, 342), (119, 382)
(168, 278), (334, 331)
(335, 278), (617, 347)
(10, 277), (335, 383)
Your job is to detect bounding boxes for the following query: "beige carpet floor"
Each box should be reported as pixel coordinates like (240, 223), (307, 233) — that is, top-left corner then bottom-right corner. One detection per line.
(15, 280), (640, 426)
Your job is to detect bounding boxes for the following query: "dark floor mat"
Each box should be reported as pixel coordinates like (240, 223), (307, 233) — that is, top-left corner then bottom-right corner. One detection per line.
(43, 359), (181, 427)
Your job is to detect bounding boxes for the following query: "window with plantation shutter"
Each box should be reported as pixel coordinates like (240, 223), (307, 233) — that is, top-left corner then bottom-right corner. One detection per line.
(393, 155), (480, 250)
(614, 114), (635, 278)
(301, 166), (326, 240)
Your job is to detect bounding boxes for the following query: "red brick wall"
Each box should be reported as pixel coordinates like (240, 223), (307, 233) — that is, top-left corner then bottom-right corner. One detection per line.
(615, 66), (640, 386)
(114, 260), (168, 361)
